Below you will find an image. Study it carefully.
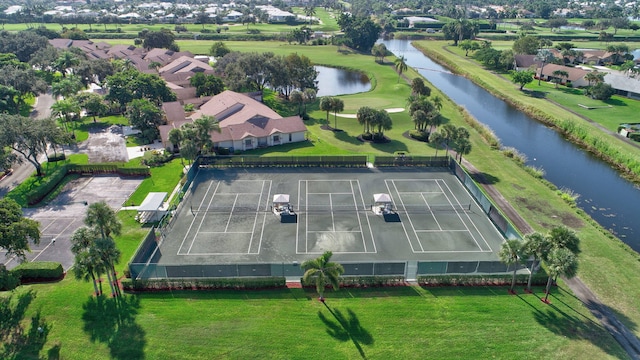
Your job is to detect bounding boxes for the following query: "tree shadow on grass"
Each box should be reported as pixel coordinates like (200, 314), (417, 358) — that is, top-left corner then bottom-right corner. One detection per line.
(517, 292), (629, 358)
(0, 290), (56, 360)
(81, 295), (146, 360)
(467, 171), (500, 185)
(523, 89), (547, 99)
(318, 304), (374, 359)
(370, 139), (408, 153)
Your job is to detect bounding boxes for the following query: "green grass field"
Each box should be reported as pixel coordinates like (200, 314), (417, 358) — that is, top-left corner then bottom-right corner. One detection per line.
(3, 39), (640, 359)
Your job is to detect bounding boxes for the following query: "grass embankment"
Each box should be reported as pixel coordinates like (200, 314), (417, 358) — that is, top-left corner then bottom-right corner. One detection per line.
(412, 39), (640, 336)
(2, 40), (637, 358)
(415, 40), (640, 183)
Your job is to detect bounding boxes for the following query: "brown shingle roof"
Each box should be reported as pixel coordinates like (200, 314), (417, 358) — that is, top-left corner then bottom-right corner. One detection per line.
(538, 64), (588, 81)
(158, 55), (213, 75)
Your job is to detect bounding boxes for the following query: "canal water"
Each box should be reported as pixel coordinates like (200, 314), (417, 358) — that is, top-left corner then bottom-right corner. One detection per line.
(381, 39), (640, 250)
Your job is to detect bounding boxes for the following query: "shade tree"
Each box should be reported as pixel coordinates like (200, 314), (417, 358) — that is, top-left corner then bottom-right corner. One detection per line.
(510, 70), (534, 90)
(0, 198), (40, 261)
(0, 115), (66, 177)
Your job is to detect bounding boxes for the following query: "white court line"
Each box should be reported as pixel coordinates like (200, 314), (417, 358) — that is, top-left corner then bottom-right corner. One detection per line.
(312, 230), (363, 233)
(384, 180), (416, 252)
(392, 180), (424, 252)
(439, 179), (494, 251)
(199, 231), (253, 234)
(397, 191), (441, 194)
(435, 180), (482, 251)
(177, 181), (217, 254)
(350, 180), (367, 252)
(415, 229), (470, 232)
(356, 179), (377, 253)
(224, 194), (240, 232)
(329, 193), (335, 232)
(248, 181), (265, 253)
(307, 192), (353, 195)
(296, 180), (301, 254)
(186, 182), (221, 254)
(421, 192), (442, 230)
(257, 213), (266, 254)
(305, 180), (309, 253)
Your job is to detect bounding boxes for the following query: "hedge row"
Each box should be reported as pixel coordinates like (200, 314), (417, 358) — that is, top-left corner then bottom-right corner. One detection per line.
(1, 262), (64, 290)
(336, 276), (407, 287)
(26, 164), (150, 205)
(417, 273), (548, 287)
(121, 277), (286, 292)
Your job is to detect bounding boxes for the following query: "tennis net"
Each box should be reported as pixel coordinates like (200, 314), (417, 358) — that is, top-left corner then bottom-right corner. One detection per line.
(189, 203), (472, 214)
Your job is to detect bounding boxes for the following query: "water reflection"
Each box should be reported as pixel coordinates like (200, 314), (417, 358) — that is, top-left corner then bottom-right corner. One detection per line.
(315, 66), (371, 97)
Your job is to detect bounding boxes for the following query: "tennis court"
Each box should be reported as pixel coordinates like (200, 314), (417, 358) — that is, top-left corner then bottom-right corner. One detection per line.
(156, 167), (504, 269)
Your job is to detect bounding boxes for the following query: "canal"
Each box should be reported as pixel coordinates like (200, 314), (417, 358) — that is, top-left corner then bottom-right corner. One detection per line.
(381, 39), (640, 250)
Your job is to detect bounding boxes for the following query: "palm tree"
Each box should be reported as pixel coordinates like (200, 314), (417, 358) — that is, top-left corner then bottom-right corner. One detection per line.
(534, 49), (555, 85)
(440, 124), (458, 156)
(521, 232), (550, 292)
(73, 251), (104, 296)
(301, 251), (344, 302)
(585, 70), (604, 86)
(331, 98), (345, 130)
(50, 99), (81, 137)
(551, 70), (569, 88)
(498, 239), (524, 293)
(542, 247), (578, 303)
(357, 106), (375, 134)
(302, 88), (317, 115)
(412, 110), (428, 131)
(193, 115), (221, 154)
(429, 131), (444, 156)
(304, 6), (316, 25)
(319, 97), (333, 125)
(455, 138), (472, 162)
(92, 237), (122, 297)
(85, 201), (122, 240)
(395, 55), (408, 83)
(53, 51), (80, 78)
(547, 225), (581, 255)
(431, 95), (443, 112)
(70, 226), (99, 255)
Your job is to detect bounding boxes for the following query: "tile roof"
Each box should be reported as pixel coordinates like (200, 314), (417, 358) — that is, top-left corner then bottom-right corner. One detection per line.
(191, 90), (281, 126)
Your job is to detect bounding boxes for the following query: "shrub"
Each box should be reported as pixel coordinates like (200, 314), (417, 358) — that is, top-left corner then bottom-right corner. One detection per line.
(0, 264), (19, 291)
(12, 262), (64, 283)
(122, 277), (286, 292)
(417, 273), (547, 287)
(26, 165), (69, 205)
(409, 129), (429, 142)
(141, 150), (173, 167)
(217, 147), (231, 155)
(629, 133), (640, 142)
(47, 153), (66, 162)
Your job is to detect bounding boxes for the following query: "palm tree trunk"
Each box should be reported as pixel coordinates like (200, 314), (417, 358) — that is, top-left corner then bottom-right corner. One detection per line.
(526, 259), (537, 291)
(510, 267), (517, 292)
(543, 275), (553, 302)
(90, 272), (100, 296)
(105, 270), (116, 297)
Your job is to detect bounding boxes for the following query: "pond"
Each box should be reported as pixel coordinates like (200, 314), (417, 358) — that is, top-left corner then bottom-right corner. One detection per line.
(315, 66), (371, 97)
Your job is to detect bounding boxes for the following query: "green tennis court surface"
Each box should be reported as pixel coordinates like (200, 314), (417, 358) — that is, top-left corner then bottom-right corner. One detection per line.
(156, 167), (505, 268)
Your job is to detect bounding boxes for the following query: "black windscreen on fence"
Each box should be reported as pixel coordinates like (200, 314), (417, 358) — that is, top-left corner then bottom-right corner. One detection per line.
(198, 155), (368, 167)
(374, 156), (449, 167)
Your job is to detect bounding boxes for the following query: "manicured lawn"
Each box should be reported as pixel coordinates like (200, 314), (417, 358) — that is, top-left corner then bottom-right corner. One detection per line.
(4, 39), (639, 359)
(523, 82), (640, 132)
(4, 277), (625, 359)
